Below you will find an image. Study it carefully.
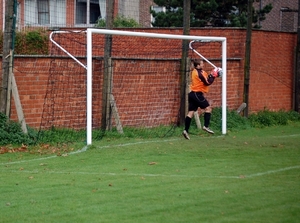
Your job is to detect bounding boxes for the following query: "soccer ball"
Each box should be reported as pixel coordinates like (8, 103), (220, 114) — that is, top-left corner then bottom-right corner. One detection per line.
(216, 67), (223, 77)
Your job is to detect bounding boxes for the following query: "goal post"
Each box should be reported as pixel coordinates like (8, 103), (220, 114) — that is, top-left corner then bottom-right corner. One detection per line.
(47, 29), (227, 145)
(86, 28), (227, 145)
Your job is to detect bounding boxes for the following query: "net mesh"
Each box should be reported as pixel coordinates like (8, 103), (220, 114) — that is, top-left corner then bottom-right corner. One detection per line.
(40, 30), (224, 141)
(40, 31), (88, 131)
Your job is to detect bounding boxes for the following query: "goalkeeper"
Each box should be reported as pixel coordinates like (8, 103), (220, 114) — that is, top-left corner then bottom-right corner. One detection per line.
(182, 59), (220, 140)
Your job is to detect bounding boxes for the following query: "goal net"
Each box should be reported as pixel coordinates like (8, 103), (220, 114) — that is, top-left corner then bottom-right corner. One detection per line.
(41, 29), (227, 145)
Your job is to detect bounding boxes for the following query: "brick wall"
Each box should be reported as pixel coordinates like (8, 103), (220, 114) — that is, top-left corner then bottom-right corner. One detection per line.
(11, 57), (49, 126)
(5, 28), (297, 130)
(249, 31), (296, 111)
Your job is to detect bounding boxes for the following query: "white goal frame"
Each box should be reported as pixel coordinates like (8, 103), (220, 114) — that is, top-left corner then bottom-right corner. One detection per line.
(86, 28), (227, 145)
(50, 29), (227, 145)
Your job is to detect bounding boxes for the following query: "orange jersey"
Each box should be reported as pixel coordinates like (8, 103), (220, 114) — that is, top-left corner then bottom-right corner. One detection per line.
(190, 68), (210, 93)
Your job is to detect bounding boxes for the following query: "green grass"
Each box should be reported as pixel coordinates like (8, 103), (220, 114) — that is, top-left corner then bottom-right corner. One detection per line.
(1, 122), (300, 222)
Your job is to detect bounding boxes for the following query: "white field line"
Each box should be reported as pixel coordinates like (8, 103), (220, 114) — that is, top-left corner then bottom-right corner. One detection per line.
(2, 132), (298, 166)
(94, 138), (180, 149)
(1, 135), (299, 179)
(0, 169), (240, 179)
(0, 139), (179, 165)
(1, 165), (299, 179)
(275, 134), (300, 137)
(245, 165), (300, 178)
(0, 146), (88, 165)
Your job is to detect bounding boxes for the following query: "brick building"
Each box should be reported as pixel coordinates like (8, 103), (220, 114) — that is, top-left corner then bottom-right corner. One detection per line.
(0, 1), (297, 31)
(253, 0), (298, 32)
(0, 0), (154, 30)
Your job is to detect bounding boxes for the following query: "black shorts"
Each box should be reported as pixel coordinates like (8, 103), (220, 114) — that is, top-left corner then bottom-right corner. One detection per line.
(188, 91), (210, 111)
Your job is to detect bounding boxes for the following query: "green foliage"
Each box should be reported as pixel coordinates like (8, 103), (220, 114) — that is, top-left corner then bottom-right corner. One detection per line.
(0, 113), (36, 145)
(0, 29), (48, 54)
(0, 113), (85, 146)
(151, 5), (186, 27)
(188, 107), (300, 133)
(95, 15), (140, 28)
(212, 108), (300, 130)
(152, 0), (272, 28)
(248, 109), (300, 128)
(252, 3), (273, 29)
(14, 29), (49, 55)
(1, 108), (300, 147)
(96, 125), (177, 140)
(37, 127), (86, 144)
(210, 107), (250, 131)
(96, 19), (106, 27)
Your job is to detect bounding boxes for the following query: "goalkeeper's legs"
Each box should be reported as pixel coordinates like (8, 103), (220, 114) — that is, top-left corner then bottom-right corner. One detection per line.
(203, 106), (214, 134)
(183, 111), (194, 140)
(185, 110), (195, 128)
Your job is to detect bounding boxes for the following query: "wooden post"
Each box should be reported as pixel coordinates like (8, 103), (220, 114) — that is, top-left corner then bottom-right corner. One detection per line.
(110, 94), (123, 134)
(185, 57), (191, 115)
(101, 0), (114, 131)
(194, 111), (201, 129)
(295, 0), (300, 112)
(106, 58), (112, 130)
(179, 0), (191, 125)
(11, 73), (27, 133)
(5, 51), (13, 117)
(1, 0), (15, 114)
(243, 0), (253, 117)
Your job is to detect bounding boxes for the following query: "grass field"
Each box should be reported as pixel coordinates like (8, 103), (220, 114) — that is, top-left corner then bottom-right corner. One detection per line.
(1, 123), (300, 222)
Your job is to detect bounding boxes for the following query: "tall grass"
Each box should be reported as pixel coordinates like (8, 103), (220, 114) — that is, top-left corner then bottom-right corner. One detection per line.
(1, 108), (300, 148)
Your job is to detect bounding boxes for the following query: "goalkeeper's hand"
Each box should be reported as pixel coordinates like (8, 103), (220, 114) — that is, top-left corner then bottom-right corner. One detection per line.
(211, 68), (218, 78)
(211, 67), (222, 78)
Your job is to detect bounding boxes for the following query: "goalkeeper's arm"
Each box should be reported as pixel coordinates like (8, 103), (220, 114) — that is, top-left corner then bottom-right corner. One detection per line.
(197, 69), (214, 86)
(206, 67), (223, 85)
(207, 74), (215, 85)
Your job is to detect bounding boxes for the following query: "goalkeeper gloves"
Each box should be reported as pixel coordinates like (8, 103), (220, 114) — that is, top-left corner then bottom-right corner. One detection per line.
(211, 67), (223, 78)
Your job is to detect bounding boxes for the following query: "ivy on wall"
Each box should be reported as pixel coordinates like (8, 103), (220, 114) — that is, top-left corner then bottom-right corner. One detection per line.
(0, 29), (49, 55)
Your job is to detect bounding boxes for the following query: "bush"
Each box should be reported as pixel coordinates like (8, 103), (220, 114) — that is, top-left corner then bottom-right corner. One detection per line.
(0, 29), (49, 55)
(1, 109), (300, 147)
(190, 107), (300, 132)
(248, 109), (300, 128)
(0, 113), (36, 145)
(15, 29), (49, 55)
(95, 15), (140, 28)
(0, 113), (85, 146)
(209, 107), (250, 131)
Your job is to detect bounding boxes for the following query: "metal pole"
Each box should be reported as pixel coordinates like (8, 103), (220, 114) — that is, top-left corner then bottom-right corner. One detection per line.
(295, 1), (300, 112)
(87, 29), (92, 145)
(222, 39), (227, 134)
(87, 0), (90, 25)
(243, 0), (253, 117)
(179, 0), (190, 125)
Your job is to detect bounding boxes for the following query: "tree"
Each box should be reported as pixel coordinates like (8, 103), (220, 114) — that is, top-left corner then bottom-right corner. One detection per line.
(151, 0), (272, 28)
